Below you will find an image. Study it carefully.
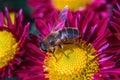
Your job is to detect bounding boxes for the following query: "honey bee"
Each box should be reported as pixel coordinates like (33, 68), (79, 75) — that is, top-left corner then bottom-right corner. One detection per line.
(39, 6), (80, 58)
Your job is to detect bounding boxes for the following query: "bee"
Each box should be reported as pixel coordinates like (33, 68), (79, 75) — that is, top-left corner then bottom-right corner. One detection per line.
(39, 6), (80, 59)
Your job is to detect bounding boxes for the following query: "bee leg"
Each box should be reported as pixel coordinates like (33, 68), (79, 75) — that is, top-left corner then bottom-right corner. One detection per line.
(51, 48), (58, 62)
(73, 39), (79, 46)
(58, 45), (69, 58)
(52, 53), (58, 62)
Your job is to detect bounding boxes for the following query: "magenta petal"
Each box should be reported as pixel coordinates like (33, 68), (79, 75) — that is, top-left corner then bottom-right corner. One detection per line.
(8, 68), (12, 78)
(93, 72), (110, 80)
(29, 33), (40, 46)
(5, 7), (13, 30)
(98, 43), (109, 52)
(0, 12), (5, 27)
(110, 21), (120, 33)
(0, 68), (6, 80)
(97, 18), (109, 36)
(86, 24), (97, 42)
(99, 55), (113, 62)
(19, 22), (30, 48)
(14, 57), (22, 65)
(102, 68), (120, 74)
(81, 11), (95, 36)
(16, 52), (24, 57)
(8, 61), (15, 70)
(18, 9), (23, 25)
(100, 61), (115, 70)
(23, 75), (46, 80)
(112, 9), (120, 18)
(14, 10), (23, 37)
(95, 40), (107, 50)
(25, 42), (46, 57)
(35, 19), (50, 38)
(112, 16), (120, 25)
(92, 30), (111, 49)
(112, 33), (120, 40)
(16, 9), (23, 34)
(116, 3), (120, 11)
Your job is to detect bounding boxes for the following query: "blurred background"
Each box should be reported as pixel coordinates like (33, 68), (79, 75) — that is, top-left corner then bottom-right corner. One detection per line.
(0, 0), (38, 36)
(0, 0), (35, 80)
(0, 0), (31, 22)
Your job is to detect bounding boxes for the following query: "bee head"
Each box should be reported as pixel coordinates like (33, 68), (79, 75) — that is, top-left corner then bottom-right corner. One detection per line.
(39, 41), (47, 52)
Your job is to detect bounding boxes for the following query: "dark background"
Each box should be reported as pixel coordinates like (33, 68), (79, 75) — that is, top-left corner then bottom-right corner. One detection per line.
(0, 0), (31, 22)
(0, 0), (38, 35)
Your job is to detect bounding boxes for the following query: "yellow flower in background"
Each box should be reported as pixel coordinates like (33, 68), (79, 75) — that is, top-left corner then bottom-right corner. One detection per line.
(28, 0), (113, 20)
(0, 7), (30, 79)
(51, 0), (92, 11)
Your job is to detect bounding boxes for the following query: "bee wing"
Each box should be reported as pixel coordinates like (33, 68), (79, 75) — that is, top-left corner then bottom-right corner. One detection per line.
(51, 6), (68, 32)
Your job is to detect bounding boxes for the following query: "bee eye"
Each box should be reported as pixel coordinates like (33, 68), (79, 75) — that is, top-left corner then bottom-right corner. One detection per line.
(40, 42), (47, 52)
(49, 40), (54, 45)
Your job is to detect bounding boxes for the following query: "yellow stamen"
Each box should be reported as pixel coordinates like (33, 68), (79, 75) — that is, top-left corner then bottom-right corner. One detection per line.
(52, 0), (92, 11)
(0, 31), (19, 68)
(43, 40), (99, 80)
(10, 12), (15, 24)
(4, 12), (15, 26)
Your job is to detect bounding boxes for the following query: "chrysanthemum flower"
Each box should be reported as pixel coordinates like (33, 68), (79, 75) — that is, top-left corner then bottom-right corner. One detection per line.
(15, 4), (120, 79)
(0, 7), (30, 80)
(27, 0), (115, 20)
(93, 3), (120, 79)
(15, 35), (48, 80)
(109, 3), (120, 36)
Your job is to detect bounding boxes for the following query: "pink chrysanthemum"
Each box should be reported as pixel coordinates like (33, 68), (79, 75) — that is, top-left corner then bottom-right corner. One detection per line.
(27, 0), (116, 20)
(15, 3), (120, 80)
(109, 3), (120, 36)
(93, 3), (120, 80)
(15, 34), (47, 80)
(0, 7), (30, 80)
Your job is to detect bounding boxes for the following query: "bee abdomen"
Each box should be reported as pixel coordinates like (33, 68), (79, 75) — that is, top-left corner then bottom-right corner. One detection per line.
(59, 28), (80, 39)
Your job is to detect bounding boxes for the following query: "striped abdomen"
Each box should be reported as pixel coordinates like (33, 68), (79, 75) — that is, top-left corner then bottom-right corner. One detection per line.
(58, 28), (80, 40)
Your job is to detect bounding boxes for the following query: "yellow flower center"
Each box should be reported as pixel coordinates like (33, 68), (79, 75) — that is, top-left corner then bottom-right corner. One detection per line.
(52, 0), (92, 11)
(0, 31), (19, 68)
(43, 40), (99, 80)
